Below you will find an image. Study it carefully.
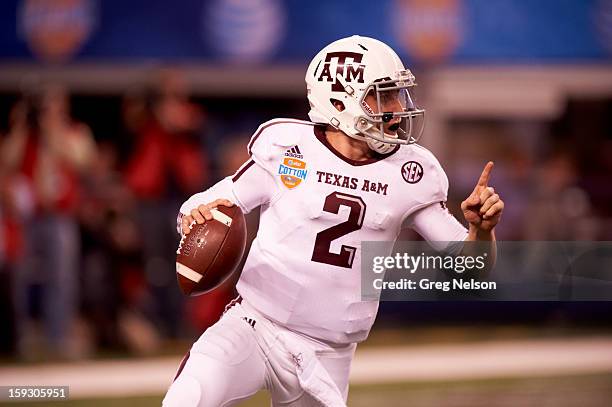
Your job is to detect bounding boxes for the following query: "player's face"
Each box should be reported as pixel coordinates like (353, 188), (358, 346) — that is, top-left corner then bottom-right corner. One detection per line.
(363, 89), (404, 135)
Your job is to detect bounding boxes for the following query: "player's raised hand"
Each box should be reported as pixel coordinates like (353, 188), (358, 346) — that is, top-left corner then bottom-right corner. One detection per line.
(181, 199), (234, 235)
(460, 161), (504, 231)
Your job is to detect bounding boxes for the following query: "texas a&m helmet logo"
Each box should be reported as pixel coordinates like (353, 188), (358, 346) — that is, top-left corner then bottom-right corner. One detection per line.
(316, 52), (365, 92)
(278, 146), (308, 189)
(401, 161), (423, 184)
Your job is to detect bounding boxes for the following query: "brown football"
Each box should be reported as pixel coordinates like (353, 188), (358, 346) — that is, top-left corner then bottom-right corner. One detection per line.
(175, 205), (247, 296)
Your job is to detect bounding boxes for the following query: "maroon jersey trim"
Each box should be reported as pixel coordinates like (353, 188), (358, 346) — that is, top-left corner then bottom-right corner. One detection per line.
(173, 351), (191, 381)
(232, 159), (256, 182)
(223, 295), (243, 313)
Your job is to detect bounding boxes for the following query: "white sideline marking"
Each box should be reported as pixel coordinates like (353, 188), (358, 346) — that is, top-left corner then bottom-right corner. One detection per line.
(1, 337), (611, 399)
(350, 337), (612, 383)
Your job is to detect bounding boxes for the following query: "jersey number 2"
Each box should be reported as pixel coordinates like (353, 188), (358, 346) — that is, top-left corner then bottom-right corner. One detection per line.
(311, 192), (366, 268)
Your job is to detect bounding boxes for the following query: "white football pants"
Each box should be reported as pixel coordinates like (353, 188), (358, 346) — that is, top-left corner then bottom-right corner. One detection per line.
(163, 298), (356, 407)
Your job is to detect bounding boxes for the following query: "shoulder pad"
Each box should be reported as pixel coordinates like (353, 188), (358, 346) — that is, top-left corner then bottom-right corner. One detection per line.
(246, 119), (313, 171)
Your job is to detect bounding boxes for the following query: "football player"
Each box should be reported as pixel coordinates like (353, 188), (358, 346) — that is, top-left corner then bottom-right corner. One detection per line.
(164, 35), (503, 406)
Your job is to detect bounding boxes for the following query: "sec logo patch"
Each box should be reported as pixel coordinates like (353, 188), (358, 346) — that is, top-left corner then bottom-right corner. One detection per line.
(401, 161), (423, 184)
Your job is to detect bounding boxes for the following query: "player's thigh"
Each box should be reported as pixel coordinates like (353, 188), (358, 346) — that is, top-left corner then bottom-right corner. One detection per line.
(316, 343), (356, 400)
(271, 343), (356, 407)
(163, 313), (266, 407)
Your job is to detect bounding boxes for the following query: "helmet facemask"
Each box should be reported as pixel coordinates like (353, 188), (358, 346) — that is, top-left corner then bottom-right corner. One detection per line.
(354, 70), (425, 154)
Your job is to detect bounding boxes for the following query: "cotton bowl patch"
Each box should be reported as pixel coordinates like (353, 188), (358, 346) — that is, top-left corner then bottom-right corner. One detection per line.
(278, 157), (308, 189)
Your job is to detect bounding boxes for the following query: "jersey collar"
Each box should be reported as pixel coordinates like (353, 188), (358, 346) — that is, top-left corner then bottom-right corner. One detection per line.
(313, 125), (399, 166)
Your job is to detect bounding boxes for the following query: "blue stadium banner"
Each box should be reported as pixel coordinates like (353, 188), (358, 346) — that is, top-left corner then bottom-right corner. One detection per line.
(0, 0), (610, 64)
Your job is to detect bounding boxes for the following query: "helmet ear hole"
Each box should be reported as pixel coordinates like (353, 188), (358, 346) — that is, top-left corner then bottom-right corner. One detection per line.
(330, 98), (345, 112)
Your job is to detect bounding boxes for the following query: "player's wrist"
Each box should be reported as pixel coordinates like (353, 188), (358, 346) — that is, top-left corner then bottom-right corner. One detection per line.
(468, 224), (495, 241)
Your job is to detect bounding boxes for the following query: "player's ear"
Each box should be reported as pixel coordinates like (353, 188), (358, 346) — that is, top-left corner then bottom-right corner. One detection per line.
(330, 99), (345, 112)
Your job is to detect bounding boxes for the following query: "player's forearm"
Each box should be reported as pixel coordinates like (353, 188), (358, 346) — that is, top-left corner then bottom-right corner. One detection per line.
(466, 224), (495, 242)
(179, 177), (236, 215)
(463, 226), (497, 275)
(177, 177), (241, 234)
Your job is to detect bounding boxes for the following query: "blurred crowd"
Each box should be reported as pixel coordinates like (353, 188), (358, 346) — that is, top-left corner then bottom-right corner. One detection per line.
(0, 70), (255, 360)
(0, 70), (610, 361)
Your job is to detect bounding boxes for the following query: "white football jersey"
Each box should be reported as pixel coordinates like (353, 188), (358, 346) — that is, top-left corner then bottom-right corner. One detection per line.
(180, 119), (467, 344)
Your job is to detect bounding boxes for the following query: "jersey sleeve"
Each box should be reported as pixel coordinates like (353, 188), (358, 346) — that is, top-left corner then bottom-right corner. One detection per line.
(177, 159), (278, 233)
(399, 144), (466, 253)
(406, 201), (468, 253)
(179, 159), (278, 215)
(246, 119), (302, 181)
(399, 144), (450, 216)
(177, 119), (300, 233)
(416, 147), (449, 206)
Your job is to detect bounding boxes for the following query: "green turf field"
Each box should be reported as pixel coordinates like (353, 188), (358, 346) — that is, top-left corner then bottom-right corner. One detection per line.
(12, 373), (612, 407)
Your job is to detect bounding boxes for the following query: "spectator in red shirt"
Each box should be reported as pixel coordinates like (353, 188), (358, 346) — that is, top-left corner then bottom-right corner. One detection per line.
(1, 84), (95, 359)
(123, 69), (210, 337)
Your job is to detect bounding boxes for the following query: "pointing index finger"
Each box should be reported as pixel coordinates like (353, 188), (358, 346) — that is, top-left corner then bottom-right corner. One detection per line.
(476, 161), (494, 187)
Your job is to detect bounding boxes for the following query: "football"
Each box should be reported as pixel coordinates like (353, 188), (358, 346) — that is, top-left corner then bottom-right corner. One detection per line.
(175, 205), (247, 296)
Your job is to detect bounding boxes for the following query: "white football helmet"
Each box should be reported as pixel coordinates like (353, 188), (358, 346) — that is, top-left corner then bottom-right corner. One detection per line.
(306, 35), (425, 154)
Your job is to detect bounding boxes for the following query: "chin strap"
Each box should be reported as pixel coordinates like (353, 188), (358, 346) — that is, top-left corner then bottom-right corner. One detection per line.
(366, 137), (395, 154)
(353, 116), (395, 154)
